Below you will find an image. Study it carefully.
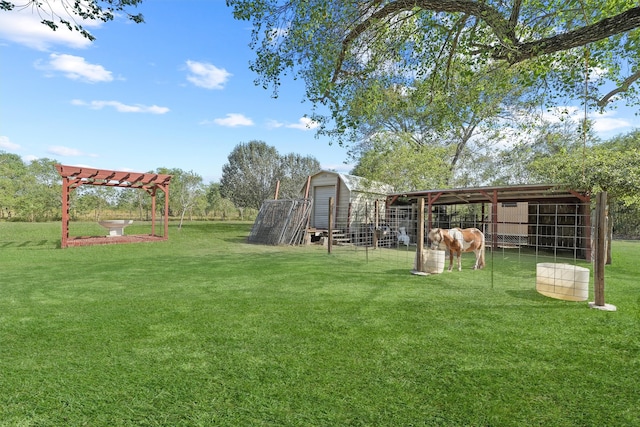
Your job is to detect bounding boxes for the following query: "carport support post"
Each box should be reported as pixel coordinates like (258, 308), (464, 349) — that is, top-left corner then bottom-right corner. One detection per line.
(373, 199), (379, 249)
(416, 197), (425, 272)
(590, 192), (615, 310)
(328, 197), (334, 254)
(490, 190), (498, 250)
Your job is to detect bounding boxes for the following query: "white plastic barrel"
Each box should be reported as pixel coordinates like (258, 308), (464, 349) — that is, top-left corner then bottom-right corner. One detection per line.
(536, 263), (590, 301)
(414, 249), (445, 274)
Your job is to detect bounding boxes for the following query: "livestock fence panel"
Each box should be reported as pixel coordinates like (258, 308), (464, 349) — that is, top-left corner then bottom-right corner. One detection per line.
(311, 200), (595, 291)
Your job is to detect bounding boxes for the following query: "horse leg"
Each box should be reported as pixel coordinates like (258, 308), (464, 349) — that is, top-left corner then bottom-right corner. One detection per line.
(472, 249), (479, 270)
(457, 251), (462, 271)
(447, 250), (454, 272)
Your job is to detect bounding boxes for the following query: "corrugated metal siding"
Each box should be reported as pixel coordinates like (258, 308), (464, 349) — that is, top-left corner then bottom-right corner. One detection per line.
(309, 172), (337, 187)
(306, 170), (392, 229)
(313, 185), (335, 229)
(497, 202), (529, 236)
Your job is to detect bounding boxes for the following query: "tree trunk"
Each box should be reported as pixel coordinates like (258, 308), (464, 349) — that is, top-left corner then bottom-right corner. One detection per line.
(179, 209), (186, 229)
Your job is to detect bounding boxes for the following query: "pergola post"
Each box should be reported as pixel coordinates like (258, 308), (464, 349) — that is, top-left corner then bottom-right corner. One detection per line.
(151, 188), (157, 236)
(61, 176), (70, 248)
(163, 184), (170, 239)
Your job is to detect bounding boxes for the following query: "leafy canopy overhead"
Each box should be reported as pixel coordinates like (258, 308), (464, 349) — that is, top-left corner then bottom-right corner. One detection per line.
(227, 0), (640, 142)
(0, 0), (144, 41)
(529, 129), (640, 204)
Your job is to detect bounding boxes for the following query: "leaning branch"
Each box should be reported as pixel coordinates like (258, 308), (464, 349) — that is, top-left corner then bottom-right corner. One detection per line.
(323, 0), (512, 102)
(597, 69), (640, 107)
(495, 7), (640, 63)
(323, 2), (640, 103)
(507, 0), (522, 37)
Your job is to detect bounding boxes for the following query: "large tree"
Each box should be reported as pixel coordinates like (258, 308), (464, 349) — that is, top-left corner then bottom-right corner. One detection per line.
(351, 135), (451, 191)
(0, 151), (27, 218)
(529, 129), (640, 203)
(347, 63), (540, 187)
(227, 1), (640, 146)
(74, 186), (118, 221)
(220, 141), (282, 210)
(116, 186), (150, 220)
(277, 153), (320, 198)
(527, 128), (640, 263)
(1, 0), (144, 41)
(156, 168), (205, 228)
(489, 117), (599, 185)
(205, 182), (237, 220)
(16, 158), (61, 221)
(220, 141), (320, 209)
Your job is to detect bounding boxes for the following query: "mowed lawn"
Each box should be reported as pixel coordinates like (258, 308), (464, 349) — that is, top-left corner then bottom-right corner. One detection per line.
(1, 221), (639, 426)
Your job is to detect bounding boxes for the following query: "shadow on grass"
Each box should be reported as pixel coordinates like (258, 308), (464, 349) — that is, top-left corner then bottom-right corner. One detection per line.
(2, 240), (54, 249)
(226, 236), (251, 244)
(506, 289), (550, 302)
(385, 268), (417, 275)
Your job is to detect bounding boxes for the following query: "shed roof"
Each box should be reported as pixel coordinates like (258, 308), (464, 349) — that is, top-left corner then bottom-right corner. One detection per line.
(309, 170), (393, 194)
(386, 184), (589, 206)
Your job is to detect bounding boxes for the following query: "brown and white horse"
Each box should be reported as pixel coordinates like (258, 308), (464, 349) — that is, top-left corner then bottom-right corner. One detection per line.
(428, 228), (485, 272)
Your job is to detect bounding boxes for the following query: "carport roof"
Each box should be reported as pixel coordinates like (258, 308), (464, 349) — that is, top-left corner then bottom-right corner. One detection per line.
(386, 184), (590, 206)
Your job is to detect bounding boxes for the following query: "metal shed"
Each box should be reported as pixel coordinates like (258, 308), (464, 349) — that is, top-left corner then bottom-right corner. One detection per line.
(303, 170), (393, 230)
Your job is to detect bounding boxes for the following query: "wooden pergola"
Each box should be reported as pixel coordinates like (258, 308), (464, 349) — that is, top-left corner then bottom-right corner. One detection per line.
(56, 164), (172, 248)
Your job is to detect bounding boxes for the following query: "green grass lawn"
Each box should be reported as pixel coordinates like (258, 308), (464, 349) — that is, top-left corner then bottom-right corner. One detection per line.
(1, 221), (639, 426)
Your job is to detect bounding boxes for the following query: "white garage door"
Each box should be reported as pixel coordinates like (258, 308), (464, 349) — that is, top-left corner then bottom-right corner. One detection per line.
(313, 186), (335, 229)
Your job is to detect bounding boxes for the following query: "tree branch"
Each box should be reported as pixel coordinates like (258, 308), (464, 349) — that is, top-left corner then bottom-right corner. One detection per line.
(497, 7), (640, 63)
(597, 70), (640, 108)
(508, 0), (522, 37)
(325, 0), (513, 101)
(322, 1), (640, 104)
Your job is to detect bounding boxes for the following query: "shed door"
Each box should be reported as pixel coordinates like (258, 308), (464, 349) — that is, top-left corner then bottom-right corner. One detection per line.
(313, 186), (335, 229)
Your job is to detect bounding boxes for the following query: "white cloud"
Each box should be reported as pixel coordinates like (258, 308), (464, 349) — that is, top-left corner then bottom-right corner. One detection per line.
(0, 136), (21, 151)
(40, 54), (113, 82)
(212, 113), (254, 127)
(541, 106), (581, 124)
(47, 146), (85, 157)
(543, 106), (632, 134)
(589, 67), (608, 80)
(266, 27), (289, 44)
(286, 117), (320, 130)
(72, 99), (170, 114)
(186, 60), (231, 89)
(0, 5), (100, 50)
(265, 119), (284, 129)
(591, 115), (632, 133)
(321, 162), (352, 174)
(45, 147), (99, 159)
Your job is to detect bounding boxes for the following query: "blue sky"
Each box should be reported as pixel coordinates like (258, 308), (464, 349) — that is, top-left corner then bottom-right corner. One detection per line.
(0, 1), (636, 184)
(0, 0), (351, 183)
